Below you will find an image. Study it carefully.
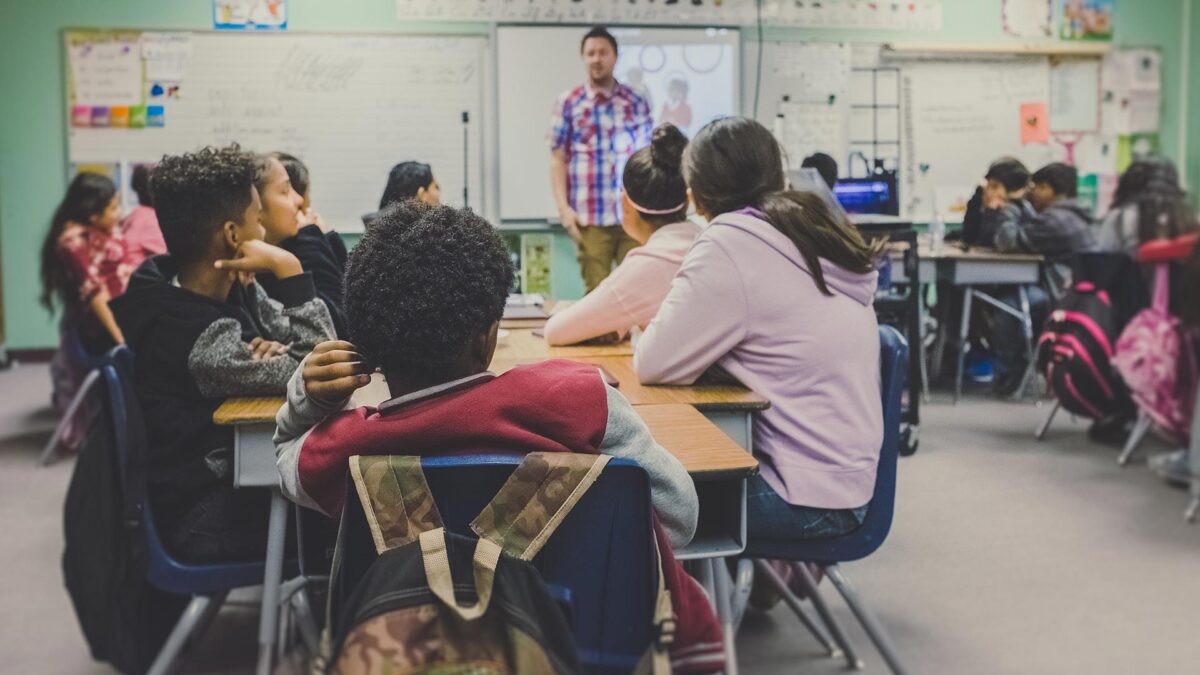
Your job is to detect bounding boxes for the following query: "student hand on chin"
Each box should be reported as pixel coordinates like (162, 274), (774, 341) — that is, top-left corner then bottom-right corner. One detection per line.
(214, 239), (303, 282)
(303, 340), (373, 405)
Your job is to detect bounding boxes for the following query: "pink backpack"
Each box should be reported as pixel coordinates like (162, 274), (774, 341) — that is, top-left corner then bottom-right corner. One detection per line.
(1112, 265), (1198, 444)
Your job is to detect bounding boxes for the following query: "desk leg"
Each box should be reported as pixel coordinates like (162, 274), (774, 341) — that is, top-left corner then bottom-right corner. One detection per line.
(712, 558), (739, 675)
(918, 282), (931, 403)
(256, 490), (288, 675)
(1014, 285), (1037, 400)
(955, 288), (974, 404)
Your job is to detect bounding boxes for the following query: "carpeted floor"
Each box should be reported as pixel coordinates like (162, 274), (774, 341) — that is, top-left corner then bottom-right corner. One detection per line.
(1, 362), (1196, 674)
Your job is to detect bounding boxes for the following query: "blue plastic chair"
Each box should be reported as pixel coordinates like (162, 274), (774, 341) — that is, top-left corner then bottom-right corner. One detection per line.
(743, 324), (910, 675)
(40, 320), (109, 466)
(333, 454), (657, 675)
(99, 347), (297, 675)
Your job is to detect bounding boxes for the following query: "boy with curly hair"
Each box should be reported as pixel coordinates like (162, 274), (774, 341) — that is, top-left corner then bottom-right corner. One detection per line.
(274, 201), (726, 673)
(111, 144), (334, 562)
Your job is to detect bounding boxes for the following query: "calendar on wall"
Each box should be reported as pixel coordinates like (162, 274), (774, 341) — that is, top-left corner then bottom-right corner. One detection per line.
(395, 0), (944, 31)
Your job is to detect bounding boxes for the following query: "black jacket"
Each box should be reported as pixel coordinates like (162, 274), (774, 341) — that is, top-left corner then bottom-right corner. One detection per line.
(110, 254), (333, 528)
(258, 225), (350, 338)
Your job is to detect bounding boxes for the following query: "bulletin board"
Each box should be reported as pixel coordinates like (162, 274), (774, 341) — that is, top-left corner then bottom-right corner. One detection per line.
(64, 29), (488, 232)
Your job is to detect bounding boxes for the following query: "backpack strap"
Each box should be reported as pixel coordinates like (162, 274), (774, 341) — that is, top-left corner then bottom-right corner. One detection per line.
(470, 452), (611, 561)
(419, 527), (502, 621)
(349, 455), (444, 554)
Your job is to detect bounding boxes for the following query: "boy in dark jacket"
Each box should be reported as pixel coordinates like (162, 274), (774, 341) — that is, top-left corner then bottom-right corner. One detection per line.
(991, 163), (1097, 395)
(961, 158), (1032, 247)
(110, 145), (334, 562)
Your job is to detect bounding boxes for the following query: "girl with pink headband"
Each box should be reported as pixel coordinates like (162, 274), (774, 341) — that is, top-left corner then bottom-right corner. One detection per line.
(544, 124), (701, 346)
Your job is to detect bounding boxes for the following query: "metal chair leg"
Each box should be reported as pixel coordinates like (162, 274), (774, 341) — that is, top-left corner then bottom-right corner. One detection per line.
(38, 368), (100, 466)
(791, 562), (864, 670)
(954, 289), (974, 404)
(290, 588), (322, 655)
(1185, 496), (1199, 524)
(1035, 400), (1061, 441)
(825, 565), (910, 675)
(730, 558), (754, 630)
(147, 594), (222, 675)
(1012, 285), (1037, 401)
(1118, 413), (1153, 466)
(752, 559), (840, 659)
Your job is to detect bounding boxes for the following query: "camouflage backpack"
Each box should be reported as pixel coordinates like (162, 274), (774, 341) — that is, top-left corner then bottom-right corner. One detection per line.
(320, 453), (675, 675)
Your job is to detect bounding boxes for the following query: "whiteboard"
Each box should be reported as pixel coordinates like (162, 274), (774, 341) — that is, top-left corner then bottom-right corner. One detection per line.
(66, 31), (487, 232)
(901, 59), (1056, 222)
(496, 25), (740, 223)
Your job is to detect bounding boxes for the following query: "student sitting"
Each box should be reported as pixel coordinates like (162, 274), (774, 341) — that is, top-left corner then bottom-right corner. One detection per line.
(634, 117), (883, 554)
(41, 172), (135, 440)
(361, 161), (441, 227)
(254, 153), (350, 338)
(544, 124), (699, 345)
(801, 152), (839, 191)
(990, 163), (1096, 394)
(274, 200), (724, 673)
(960, 157), (1032, 247)
(1098, 158), (1199, 254)
(120, 164), (167, 268)
(110, 145), (334, 562)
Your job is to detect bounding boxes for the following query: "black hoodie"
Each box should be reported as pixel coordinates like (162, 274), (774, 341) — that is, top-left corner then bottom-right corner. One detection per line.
(257, 225), (350, 339)
(110, 254), (334, 529)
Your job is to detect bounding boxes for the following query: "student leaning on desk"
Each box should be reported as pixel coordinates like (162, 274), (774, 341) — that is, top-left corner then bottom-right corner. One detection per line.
(272, 199), (726, 673)
(634, 117), (883, 602)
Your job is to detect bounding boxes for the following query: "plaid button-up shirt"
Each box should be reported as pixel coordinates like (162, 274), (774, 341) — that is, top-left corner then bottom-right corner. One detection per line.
(549, 81), (653, 227)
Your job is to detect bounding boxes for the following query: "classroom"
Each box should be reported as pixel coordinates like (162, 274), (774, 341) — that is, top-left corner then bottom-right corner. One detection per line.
(0, 0), (1198, 673)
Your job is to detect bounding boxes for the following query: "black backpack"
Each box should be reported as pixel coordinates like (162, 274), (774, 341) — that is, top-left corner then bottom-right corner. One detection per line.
(62, 352), (187, 674)
(322, 453), (673, 675)
(1037, 280), (1134, 420)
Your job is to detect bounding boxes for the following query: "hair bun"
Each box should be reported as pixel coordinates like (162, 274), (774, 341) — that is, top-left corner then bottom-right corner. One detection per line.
(649, 124), (688, 172)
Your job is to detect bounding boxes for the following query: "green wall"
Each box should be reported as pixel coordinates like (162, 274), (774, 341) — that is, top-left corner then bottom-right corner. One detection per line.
(1190, 0), (1200, 198)
(0, 0), (1192, 349)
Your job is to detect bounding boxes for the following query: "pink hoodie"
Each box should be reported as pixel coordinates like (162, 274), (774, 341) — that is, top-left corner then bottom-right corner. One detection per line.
(635, 211), (882, 509)
(544, 220), (701, 345)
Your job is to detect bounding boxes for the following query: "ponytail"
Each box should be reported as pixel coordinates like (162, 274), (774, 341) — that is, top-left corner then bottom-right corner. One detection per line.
(757, 191), (879, 296)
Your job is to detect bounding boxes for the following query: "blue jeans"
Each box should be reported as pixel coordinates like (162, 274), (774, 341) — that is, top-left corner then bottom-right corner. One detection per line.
(746, 475), (868, 541)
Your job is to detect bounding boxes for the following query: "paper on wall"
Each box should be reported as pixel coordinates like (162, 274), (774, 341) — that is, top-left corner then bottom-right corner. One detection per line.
(1003, 0), (1052, 37)
(1049, 59), (1100, 132)
(70, 39), (143, 108)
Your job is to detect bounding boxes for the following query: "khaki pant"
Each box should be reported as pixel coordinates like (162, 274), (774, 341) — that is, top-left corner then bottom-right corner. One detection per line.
(576, 225), (640, 293)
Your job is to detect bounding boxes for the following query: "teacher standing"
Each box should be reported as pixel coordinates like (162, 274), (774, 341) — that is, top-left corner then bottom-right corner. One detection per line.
(549, 27), (654, 292)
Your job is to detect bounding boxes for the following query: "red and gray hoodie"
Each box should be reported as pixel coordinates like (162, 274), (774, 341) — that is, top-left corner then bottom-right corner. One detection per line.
(273, 358), (725, 673)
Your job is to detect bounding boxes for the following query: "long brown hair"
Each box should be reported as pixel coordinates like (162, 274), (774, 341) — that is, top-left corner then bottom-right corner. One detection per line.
(39, 172), (117, 312)
(685, 116), (879, 295)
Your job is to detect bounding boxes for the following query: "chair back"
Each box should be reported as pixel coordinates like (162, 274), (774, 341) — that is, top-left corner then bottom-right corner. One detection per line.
(335, 454), (656, 674)
(98, 347), (268, 595)
(745, 324), (908, 564)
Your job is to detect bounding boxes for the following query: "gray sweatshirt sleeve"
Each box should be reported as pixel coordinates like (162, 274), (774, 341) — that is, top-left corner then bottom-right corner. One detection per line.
(993, 202), (1033, 253)
(273, 355), (354, 514)
(253, 278), (335, 355)
(598, 381), (699, 547)
(188, 318), (307, 399)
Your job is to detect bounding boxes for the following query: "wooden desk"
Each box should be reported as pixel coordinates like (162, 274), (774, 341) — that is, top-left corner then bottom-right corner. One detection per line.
(495, 327), (634, 359)
(216, 395), (759, 671)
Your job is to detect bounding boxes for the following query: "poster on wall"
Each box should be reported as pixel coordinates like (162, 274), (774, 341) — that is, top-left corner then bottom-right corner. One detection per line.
(214, 0), (288, 30)
(1060, 0), (1114, 41)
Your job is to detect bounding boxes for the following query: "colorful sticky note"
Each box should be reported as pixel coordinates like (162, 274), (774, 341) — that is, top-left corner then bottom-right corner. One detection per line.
(72, 106), (92, 127)
(91, 106), (111, 127)
(147, 105), (166, 127)
(1020, 102), (1050, 144)
(109, 106), (130, 128)
(129, 105), (147, 128)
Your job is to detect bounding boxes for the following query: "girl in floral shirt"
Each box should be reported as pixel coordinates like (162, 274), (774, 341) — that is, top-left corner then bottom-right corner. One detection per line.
(40, 172), (136, 413)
